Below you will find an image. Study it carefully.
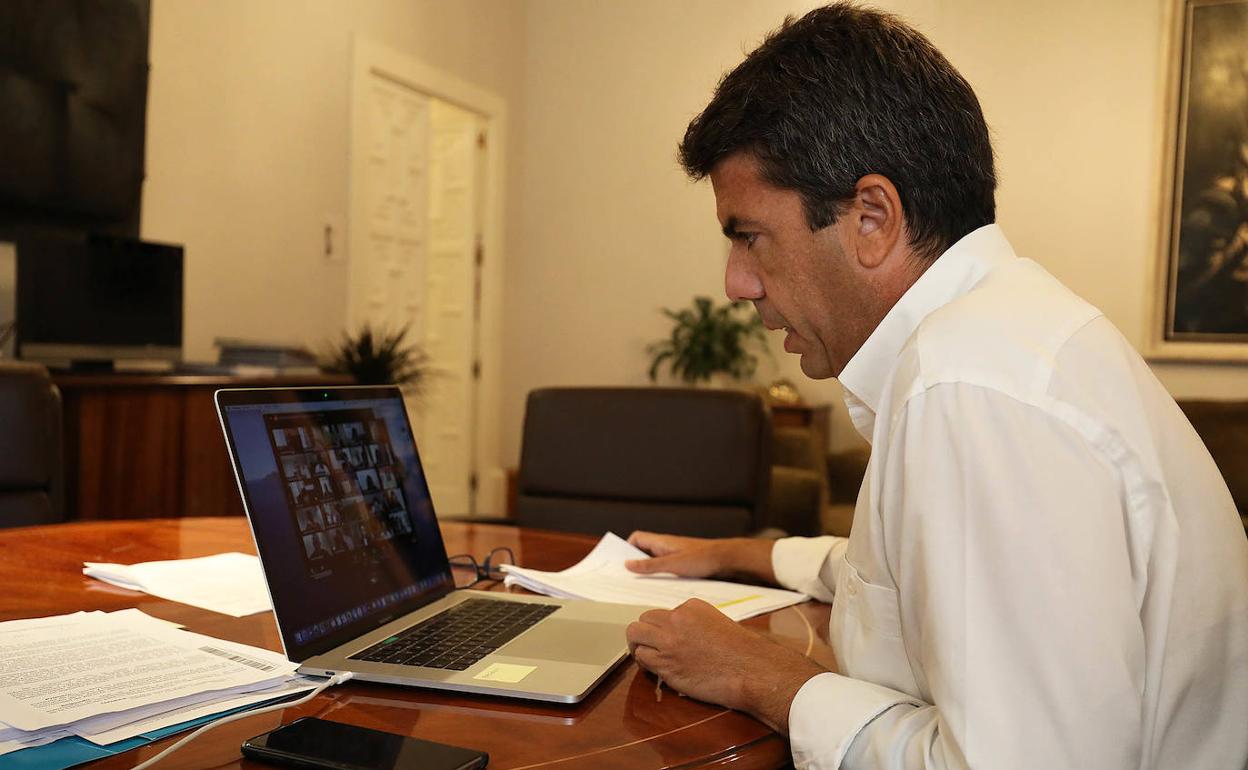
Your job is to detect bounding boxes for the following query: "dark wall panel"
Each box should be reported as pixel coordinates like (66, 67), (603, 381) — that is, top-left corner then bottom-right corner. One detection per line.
(0, 0), (150, 238)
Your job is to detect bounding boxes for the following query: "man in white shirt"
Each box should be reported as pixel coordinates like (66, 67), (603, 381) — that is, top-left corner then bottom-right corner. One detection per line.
(623, 5), (1248, 769)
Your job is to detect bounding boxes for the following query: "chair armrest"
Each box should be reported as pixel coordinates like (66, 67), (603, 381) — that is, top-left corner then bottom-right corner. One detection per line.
(766, 466), (822, 537)
(826, 448), (869, 505)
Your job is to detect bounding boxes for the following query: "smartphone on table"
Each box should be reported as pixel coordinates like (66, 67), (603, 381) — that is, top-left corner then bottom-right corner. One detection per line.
(241, 717), (488, 770)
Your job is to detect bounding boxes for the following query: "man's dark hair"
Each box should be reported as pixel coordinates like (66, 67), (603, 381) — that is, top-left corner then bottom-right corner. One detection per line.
(679, 3), (996, 261)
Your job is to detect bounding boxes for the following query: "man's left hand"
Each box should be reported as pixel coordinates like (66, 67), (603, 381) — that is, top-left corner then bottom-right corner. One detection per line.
(625, 598), (827, 733)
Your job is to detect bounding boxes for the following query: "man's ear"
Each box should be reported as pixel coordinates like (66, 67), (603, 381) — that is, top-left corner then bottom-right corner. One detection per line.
(847, 174), (904, 270)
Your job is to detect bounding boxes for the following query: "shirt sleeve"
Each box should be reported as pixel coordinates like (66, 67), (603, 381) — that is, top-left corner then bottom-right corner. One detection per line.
(788, 384), (1146, 769)
(771, 535), (847, 603)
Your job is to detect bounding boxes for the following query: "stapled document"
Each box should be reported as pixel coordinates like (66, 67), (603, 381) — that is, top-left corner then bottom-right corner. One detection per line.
(0, 609), (299, 742)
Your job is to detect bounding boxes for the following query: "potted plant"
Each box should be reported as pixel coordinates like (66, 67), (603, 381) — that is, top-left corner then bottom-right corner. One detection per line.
(322, 323), (431, 391)
(646, 296), (767, 385)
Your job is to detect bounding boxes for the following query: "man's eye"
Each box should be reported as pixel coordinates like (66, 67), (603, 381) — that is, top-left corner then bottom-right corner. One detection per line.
(737, 233), (758, 247)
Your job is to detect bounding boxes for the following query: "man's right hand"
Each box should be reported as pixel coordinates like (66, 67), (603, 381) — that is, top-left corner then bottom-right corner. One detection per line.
(625, 531), (778, 585)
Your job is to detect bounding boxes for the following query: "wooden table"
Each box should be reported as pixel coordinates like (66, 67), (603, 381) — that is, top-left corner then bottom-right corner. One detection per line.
(0, 519), (837, 769)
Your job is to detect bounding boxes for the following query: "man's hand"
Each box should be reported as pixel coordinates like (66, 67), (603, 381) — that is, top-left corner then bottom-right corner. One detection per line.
(625, 531), (777, 584)
(626, 598), (826, 733)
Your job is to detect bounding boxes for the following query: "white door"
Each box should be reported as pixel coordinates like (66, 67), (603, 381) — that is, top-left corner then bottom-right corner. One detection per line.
(350, 68), (486, 516)
(421, 100), (484, 516)
(353, 76), (429, 338)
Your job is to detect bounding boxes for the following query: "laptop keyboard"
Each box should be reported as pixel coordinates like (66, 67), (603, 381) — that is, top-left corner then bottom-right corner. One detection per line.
(350, 598), (559, 671)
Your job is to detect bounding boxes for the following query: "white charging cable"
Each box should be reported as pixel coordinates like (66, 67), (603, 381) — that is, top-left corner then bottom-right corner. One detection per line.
(128, 671), (354, 770)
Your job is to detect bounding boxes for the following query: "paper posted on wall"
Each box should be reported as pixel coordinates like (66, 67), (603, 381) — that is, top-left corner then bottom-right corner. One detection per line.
(501, 532), (808, 621)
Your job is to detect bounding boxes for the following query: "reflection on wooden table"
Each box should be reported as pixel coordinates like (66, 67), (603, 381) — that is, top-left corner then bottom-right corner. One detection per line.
(0, 518), (835, 769)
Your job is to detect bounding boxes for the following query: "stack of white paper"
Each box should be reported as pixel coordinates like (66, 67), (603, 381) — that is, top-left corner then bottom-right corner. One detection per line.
(83, 552), (272, 617)
(501, 532), (808, 621)
(0, 609), (315, 757)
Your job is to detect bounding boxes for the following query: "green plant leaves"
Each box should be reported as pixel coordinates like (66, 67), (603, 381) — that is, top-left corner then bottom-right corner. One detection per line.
(646, 296), (767, 384)
(322, 323), (431, 389)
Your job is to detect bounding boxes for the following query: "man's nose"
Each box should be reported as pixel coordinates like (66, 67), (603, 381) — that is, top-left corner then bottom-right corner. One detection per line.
(724, 247), (764, 301)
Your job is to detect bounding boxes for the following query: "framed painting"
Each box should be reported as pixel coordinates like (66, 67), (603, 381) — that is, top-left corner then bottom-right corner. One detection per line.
(1152, 0), (1248, 361)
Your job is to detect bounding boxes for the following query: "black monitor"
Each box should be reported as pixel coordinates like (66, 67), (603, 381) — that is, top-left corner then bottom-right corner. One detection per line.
(15, 233), (183, 369)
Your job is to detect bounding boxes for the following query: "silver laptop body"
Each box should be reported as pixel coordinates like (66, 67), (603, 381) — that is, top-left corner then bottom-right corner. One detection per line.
(216, 385), (646, 703)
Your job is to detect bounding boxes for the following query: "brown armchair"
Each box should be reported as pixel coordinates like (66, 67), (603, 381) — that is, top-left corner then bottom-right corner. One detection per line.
(0, 361), (64, 527)
(516, 387), (771, 538)
(767, 426), (825, 537)
(823, 447), (868, 537)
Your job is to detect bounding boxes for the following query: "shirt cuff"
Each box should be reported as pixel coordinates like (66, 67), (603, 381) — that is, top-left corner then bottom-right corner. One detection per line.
(772, 536), (842, 601)
(789, 672), (923, 770)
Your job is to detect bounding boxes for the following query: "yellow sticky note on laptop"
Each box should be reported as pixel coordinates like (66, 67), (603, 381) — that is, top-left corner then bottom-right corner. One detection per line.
(474, 663), (537, 683)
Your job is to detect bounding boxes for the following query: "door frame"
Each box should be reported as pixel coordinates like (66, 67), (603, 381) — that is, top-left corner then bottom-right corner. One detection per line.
(349, 37), (508, 517)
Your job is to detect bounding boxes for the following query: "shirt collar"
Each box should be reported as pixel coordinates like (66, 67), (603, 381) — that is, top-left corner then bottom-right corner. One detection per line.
(837, 224), (1018, 442)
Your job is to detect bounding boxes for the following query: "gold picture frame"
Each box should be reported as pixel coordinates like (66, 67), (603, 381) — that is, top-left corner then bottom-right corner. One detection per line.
(1150, 0), (1248, 361)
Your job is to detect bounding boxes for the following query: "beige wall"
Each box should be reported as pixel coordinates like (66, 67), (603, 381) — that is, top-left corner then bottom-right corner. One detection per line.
(505, 1), (830, 466)
(502, 0), (1248, 465)
(142, 0), (526, 363)
(142, 0), (1248, 475)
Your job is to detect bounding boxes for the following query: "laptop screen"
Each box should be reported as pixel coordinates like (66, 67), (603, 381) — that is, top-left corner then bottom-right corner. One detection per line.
(217, 387), (454, 662)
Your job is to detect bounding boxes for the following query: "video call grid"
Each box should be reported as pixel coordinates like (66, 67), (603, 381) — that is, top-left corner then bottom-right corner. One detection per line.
(263, 410), (416, 569)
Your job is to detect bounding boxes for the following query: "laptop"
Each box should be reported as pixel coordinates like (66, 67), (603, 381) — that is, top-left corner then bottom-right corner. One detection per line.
(215, 385), (647, 703)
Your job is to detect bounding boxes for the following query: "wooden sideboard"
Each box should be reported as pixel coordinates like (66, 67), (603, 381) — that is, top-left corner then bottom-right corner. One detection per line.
(54, 373), (352, 520)
(769, 402), (832, 452)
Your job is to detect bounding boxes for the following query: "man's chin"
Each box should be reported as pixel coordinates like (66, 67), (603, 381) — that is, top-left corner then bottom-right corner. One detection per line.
(798, 353), (834, 380)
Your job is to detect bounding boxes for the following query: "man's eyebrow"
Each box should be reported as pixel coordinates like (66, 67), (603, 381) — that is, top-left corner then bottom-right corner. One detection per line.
(721, 216), (762, 239)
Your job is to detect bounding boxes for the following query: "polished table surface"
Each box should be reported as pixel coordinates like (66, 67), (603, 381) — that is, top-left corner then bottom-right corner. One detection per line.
(0, 518), (837, 769)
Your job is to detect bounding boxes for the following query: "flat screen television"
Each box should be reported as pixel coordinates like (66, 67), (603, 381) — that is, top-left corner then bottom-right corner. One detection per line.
(16, 234), (183, 369)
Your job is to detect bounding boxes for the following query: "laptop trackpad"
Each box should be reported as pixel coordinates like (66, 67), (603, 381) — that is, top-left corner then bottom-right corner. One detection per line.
(500, 620), (623, 665)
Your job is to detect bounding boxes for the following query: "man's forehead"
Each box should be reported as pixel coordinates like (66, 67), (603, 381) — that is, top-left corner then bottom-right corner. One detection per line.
(711, 154), (761, 221)
(710, 153), (797, 227)
(709, 152), (765, 193)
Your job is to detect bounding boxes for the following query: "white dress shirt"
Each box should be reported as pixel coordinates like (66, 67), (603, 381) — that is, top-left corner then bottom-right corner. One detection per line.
(771, 225), (1248, 769)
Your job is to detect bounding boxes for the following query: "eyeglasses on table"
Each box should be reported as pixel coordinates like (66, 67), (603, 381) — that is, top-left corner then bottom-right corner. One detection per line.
(447, 546), (516, 588)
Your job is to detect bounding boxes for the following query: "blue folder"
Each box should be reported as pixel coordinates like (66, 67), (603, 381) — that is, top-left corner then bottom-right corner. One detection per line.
(0, 696), (292, 770)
